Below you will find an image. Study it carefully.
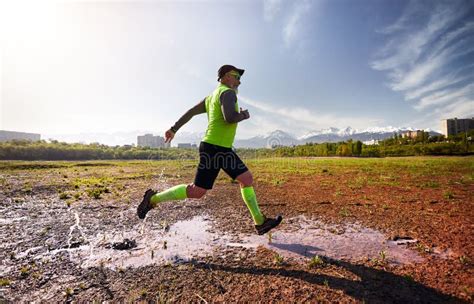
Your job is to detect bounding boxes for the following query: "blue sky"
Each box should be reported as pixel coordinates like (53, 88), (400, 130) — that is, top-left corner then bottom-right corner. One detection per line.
(1, 0), (473, 142)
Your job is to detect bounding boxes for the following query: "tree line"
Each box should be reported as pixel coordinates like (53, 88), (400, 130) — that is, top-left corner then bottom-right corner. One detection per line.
(263, 131), (473, 158)
(0, 140), (198, 161)
(0, 130), (472, 160)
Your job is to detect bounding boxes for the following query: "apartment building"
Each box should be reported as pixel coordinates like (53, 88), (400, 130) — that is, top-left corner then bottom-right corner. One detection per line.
(137, 134), (169, 148)
(441, 118), (474, 136)
(401, 130), (423, 139)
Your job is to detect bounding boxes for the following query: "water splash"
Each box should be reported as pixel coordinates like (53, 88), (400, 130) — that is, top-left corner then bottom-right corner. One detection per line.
(158, 168), (165, 181)
(26, 214), (427, 272)
(139, 215), (148, 235)
(153, 168), (167, 190)
(79, 215), (228, 270)
(67, 211), (87, 249)
(138, 167), (163, 236)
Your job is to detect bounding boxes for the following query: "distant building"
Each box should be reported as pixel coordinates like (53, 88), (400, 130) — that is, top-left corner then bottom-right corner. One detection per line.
(0, 130), (41, 142)
(441, 117), (474, 137)
(363, 139), (379, 145)
(137, 134), (169, 148)
(401, 130), (423, 139)
(177, 143), (197, 149)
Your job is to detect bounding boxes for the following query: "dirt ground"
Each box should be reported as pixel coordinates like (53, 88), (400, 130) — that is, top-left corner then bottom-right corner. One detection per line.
(0, 157), (472, 303)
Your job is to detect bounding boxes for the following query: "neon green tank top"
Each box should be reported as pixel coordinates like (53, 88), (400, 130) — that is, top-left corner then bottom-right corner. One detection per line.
(202, 84), (238, 148)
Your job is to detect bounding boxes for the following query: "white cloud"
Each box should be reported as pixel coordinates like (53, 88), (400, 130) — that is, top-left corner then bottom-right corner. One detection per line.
(405, 97), (473, 131)
(372, 1), (468, 72)
(415, 83), (474, 110)
(282, 0), (312, 48)
(390, 54), (444, 91)
(377, 0), (420, 35)
(371, 0), (473, 116)
(430, 21), (474, 57)
(262, 0), (313, 50)
(404, 72), (470, 101)
(436, 98), (474, 119)
(239, 95), (382, 136)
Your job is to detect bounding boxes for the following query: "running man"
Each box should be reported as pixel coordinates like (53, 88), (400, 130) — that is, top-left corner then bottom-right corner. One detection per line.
(137, 64), (282, 235)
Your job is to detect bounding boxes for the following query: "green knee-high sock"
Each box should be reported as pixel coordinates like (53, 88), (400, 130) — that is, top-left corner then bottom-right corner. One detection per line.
(150, 184), (188, 207)
(241, 186), (265, 225)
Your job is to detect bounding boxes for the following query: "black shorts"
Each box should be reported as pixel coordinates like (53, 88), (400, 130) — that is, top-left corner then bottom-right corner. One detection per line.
(194, 141), (248, 189)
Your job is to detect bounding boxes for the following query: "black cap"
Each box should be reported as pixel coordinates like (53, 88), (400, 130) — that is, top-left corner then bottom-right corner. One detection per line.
(218, 65), (245, 81)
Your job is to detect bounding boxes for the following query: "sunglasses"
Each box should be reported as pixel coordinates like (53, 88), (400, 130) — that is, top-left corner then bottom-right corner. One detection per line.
(228, 72), (241, 80)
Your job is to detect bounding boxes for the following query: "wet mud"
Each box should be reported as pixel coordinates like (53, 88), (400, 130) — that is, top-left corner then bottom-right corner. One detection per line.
(0, 158), (472, 302)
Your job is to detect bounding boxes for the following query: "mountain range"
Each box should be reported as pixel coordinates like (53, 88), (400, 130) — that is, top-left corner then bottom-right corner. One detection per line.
(44, 127), (442, 148)
(233, 127), (442, 148)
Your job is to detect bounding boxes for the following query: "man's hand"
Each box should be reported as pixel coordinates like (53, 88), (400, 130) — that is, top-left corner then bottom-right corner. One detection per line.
(240, 107), (250, 120)
(165, 129), (175, 143)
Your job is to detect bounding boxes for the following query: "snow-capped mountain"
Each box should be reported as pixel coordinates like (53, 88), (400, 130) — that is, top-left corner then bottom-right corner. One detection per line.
(299, 127), (358, 140)
(234, 127), (442, 148)
(299, 126), (441, 145)
(359, 126), (413, 134)
(299, 127), (338, 139)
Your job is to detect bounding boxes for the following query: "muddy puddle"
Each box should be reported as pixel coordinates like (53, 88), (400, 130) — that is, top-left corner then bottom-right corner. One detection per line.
(28, 215), (230, 270)
(5, 213), (427, 273)
(228, 215), (424, 265)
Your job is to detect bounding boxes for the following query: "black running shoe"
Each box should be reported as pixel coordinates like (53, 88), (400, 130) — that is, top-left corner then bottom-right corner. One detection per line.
(137, 189), (157, 219)
(255, 215), (283, 235)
